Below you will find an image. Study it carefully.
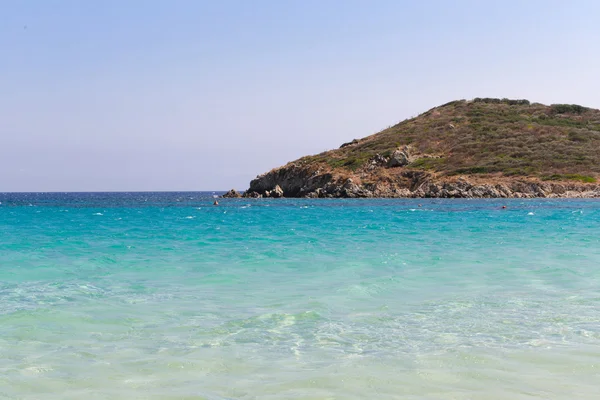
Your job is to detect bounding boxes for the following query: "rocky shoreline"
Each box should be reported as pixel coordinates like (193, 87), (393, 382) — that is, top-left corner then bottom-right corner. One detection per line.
(235, 163), (600, 199)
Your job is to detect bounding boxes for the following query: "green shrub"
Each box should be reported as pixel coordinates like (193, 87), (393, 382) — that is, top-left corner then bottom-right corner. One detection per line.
(453, 166), (491, 174)
(568, 131), (590, 142)
(473, 98), (530, 106)
(541, 174), (596, 183)
(551, 104), (589, 114)
(409, 157), (446, 170)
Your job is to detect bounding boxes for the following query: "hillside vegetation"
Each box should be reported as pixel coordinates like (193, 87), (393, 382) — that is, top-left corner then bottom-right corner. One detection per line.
(298, 98), (600, 183)
(241, 98), (600, 198)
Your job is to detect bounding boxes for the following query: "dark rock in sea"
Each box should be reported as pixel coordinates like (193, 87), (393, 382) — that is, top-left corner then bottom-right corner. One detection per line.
(222, 189), (242, 198)
(243, 191), (263, 198)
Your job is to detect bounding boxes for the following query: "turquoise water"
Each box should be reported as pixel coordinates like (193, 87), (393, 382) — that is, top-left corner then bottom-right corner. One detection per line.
(1, 193), (600, 399)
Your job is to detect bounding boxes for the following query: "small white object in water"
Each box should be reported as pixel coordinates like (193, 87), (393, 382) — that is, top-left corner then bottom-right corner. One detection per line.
(93, 212), (103, 216)
(527, 212), (535, 216)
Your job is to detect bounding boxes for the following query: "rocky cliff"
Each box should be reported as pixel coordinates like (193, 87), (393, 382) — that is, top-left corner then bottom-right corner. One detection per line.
(242, 98), (600, 198)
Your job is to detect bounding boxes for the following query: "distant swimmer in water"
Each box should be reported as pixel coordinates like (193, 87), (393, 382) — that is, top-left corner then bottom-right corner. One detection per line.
(502, 205), (507, 209)
(213, 200), (219, 206)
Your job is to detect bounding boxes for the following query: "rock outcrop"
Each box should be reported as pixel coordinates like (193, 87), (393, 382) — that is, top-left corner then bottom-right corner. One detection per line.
(265, 185), (284, 198)
(243, 164), (334, 198)
(222, 189), (242, 198)
(387, 146), (414, 168)
(340, 139), (360, 148)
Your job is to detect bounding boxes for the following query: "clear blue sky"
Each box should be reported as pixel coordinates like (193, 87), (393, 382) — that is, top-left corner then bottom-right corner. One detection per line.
(2, 0), (599, 191)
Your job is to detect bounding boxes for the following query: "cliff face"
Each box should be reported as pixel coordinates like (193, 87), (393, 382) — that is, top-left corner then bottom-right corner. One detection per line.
(243, 98), (600, 198)
(244, 165), (600, 198)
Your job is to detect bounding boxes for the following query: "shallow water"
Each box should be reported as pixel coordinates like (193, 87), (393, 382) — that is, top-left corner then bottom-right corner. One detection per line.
(1, 193), (599, 399)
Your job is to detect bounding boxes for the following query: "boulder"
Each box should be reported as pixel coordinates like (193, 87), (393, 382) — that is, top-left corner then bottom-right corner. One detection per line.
(271, 185), (284, 198)
(387, 146), (414, 167)
(265, 185), (284, 198)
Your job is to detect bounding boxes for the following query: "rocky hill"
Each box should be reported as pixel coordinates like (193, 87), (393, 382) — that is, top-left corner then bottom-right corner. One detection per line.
(240, 98), (600, 198)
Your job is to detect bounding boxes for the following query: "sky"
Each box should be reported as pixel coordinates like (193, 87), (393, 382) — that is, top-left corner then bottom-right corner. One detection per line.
(1, 0), (599, 191)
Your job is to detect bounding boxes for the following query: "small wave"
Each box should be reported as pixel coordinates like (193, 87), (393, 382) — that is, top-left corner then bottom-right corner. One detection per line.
(185, 216), (195, 219)
(93, 212), (103, 216)
(22, 365), (53, 374)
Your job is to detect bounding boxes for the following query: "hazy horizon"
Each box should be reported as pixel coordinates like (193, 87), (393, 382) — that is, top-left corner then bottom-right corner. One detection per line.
(2, 0), (599, 192)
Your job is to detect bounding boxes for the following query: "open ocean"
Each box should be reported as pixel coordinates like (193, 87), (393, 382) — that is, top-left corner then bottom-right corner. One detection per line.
(1, 192), (599, 399)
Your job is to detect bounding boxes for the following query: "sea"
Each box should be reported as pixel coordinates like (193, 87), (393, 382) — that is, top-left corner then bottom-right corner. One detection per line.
(0, 192), (599, 399)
